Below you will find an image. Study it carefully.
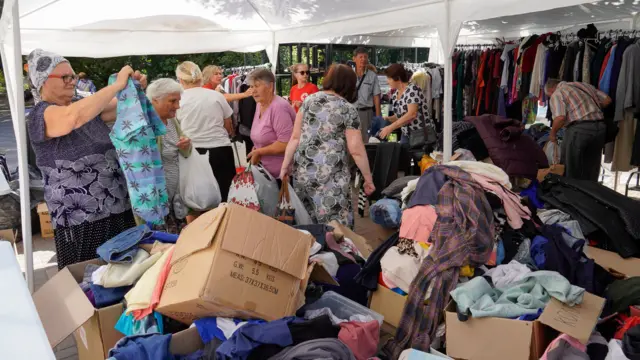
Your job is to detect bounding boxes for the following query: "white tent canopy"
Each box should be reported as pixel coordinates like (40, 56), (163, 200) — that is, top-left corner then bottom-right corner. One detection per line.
(0, 0), (630, 292)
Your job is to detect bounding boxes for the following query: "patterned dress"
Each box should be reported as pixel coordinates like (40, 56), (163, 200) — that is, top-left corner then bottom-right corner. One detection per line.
(293, 92), (360, 227)
(392, 83), (430, 137)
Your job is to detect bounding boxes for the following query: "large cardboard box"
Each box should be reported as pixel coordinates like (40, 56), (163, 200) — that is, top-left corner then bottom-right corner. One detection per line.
(37, 202), (54, 239)
(445, 292), (605, 360)
(585, 246), (640, 277)
(158, 204), (314, 324)
(32, 259), (124, 360)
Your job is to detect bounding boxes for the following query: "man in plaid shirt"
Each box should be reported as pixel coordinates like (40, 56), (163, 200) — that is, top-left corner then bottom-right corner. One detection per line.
(545, 79), (612, 181)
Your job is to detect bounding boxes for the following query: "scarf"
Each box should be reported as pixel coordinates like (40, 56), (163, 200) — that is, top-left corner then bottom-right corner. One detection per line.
(27, 49), (68, 104)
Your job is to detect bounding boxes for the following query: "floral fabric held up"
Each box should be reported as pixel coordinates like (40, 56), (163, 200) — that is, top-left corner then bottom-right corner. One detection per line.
(108, 75), (169, 225)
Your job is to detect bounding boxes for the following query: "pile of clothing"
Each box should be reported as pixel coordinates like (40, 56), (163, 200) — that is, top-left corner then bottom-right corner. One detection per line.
(78, 224), (177, 335)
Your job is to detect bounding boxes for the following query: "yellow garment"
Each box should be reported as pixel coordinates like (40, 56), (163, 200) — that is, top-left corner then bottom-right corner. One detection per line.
(124, 248), (172, 314)
(460, 266), (475, 277)
(419, 155), (437, 174)
(418, 242), (431, 251)
(102, 250), (163, 288)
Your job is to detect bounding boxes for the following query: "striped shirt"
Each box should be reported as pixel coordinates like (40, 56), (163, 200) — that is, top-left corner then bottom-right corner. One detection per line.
(549, 81), (608, 123)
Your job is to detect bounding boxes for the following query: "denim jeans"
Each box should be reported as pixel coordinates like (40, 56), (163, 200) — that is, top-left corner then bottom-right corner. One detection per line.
(90, 284), (131, 308)
(96, 224), (151, 263)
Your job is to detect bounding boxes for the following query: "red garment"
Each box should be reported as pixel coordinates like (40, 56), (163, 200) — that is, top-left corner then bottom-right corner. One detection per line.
(615, 315), (640, 340)
(132, 247), (175, 320)
(338, 321), (380, 360)
(476, 50), (489, 115)
(289, 82), (319, 112)
(493, 50), (502, 79)
(203, 83), (215, 90)
(485, 51), (496, 112)
(521, 34), (548, 73)
(599, 48), (613, 84)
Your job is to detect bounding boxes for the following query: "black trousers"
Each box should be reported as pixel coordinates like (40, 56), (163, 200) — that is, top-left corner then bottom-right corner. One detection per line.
(196, 146), (236, 202)
(562, 121), (606, 181)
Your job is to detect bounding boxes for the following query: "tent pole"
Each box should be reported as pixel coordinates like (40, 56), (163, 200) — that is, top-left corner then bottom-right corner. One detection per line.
(442, 0), (453, 162)
(11, 1), (34, 293)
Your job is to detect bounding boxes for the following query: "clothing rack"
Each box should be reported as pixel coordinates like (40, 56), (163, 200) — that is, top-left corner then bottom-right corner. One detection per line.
(224, 63), (271, 75)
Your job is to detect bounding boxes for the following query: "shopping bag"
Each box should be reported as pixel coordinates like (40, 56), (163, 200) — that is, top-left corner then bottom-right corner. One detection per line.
(288, 184), (313, 226)
(275, 178), (296, 225)
(537, 142), (565, 182)
(231, 140), (248, 171)
(228, 165), (261, 212)
(250, 165), (279, 216)
(179, 150), (221, 211)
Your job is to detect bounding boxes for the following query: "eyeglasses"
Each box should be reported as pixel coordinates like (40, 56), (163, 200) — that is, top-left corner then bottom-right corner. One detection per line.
(297, 71), (309, 76)
(48, 74), (79, 84)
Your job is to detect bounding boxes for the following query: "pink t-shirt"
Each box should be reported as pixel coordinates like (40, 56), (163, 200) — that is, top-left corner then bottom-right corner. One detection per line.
(251, 96), (296, 178)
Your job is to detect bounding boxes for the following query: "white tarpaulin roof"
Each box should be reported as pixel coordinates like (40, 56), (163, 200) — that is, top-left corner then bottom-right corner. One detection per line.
(0, 0), (633, 294)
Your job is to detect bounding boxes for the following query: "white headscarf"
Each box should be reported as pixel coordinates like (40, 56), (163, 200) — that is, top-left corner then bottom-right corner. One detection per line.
(27, 49), (68, 104)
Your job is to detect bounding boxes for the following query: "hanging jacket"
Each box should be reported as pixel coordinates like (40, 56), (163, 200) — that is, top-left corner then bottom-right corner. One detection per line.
(466, 114), (548, 179)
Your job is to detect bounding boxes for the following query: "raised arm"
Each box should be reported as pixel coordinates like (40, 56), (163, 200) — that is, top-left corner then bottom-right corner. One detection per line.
(43, 66), (133, 138)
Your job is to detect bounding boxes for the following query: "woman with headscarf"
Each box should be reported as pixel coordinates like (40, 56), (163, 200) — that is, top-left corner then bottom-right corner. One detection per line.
(26, 49), (142, 269)
(146, 78), (194, 232)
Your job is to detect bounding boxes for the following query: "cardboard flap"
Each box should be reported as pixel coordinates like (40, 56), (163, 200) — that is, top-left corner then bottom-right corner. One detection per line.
(329, 220), (373, 258)
(310, 263), (340, 286)
(32, 268), (95, 348)
(539, 292), (605, 344)
(585, 246), (640, 277)
(220, 204), (312, 279)
(171, 206), (227, 266)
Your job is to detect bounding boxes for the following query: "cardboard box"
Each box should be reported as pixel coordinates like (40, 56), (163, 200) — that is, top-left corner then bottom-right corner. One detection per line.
(169, 327), (205, 357)
(369, 284), (407, 328)
(32, 259), (124, 360)
(0, 228), (17, 243)
(445, 292), (605, 360)
(585, 246), (640, 277)
(37, 202), (54, 239)
(158, 204), (314, 324)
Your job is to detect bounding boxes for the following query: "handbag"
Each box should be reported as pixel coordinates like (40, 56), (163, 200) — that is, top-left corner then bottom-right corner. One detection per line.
(228, 164), (261, 212)
(409, 123), (437, 150)
(537, 142), (565, 182)
(275, 176), (296, 225)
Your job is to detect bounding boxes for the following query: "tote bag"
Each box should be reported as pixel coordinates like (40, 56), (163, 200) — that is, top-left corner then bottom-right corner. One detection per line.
(250, 165), (280, 216)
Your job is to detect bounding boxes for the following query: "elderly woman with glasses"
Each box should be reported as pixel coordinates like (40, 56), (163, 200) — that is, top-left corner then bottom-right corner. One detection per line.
(289, 63), (318, 113)
(26, 49), (143, 269)
(246, 68), (297, 178)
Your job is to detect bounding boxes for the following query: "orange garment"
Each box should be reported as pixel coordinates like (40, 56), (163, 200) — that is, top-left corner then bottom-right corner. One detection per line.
(399, 205), (437, 244)
(419, 155), (437, 174)
(203, 83), (215, 90)
(615, 316), (640, 340)
(132, 247), (175, 320)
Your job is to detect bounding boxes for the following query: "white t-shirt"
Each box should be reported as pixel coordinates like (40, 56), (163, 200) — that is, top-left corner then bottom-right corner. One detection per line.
(177, 87), (233, 148)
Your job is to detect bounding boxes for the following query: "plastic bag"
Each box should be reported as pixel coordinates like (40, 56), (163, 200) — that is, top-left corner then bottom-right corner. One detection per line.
(544, 141), (561, 165)
(288, 186), (313, 225)
(251, 165), (279, 216)
(228, 167), (260, 212)
(231, 141), (248, 168)
(178, 150), (221, 211)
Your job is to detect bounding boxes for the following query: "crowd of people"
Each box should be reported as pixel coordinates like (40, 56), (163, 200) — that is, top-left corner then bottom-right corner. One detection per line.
(27, 46), (430, 269)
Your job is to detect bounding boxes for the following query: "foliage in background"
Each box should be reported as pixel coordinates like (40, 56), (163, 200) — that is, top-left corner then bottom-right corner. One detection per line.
(67, 51), (267, 89)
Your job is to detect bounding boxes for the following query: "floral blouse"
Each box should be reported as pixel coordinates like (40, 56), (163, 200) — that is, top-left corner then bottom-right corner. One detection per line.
(27, 101), (131, 229)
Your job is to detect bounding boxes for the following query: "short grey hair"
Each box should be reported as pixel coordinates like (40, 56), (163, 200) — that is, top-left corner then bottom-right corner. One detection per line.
(146, 78), (183, 100)
(247, 68), (275, 86)
(545, 78), (561, 93)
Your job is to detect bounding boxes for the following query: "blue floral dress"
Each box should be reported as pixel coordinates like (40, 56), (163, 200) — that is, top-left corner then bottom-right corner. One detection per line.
(28, 100), (136, 269)
(293, 92), (360, 227)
